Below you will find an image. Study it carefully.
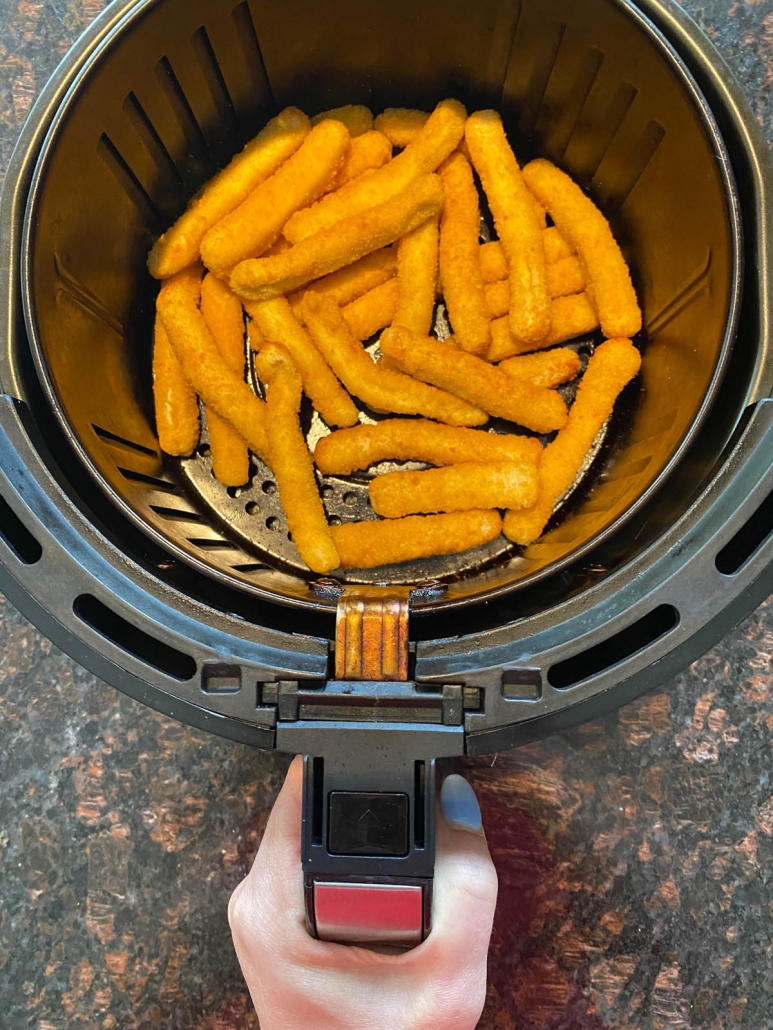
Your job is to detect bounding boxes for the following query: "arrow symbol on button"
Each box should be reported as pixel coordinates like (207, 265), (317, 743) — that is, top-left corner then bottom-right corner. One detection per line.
(356, 809), (381, 843)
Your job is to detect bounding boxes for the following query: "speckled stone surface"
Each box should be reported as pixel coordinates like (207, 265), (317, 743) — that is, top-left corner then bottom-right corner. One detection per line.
(2, 2), (773, 1028)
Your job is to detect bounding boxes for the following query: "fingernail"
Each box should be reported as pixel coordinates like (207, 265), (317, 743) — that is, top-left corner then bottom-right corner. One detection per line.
(440, 775), (483, 834)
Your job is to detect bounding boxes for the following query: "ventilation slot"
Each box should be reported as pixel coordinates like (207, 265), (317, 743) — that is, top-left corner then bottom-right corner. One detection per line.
(312, 757), (324, 846)
(716, 488), (773, 576)
(502, 669), (542, 701)
(0, 494), (42, 565)
(118, 467), (180, 493)
(548, 605), (679, 689)
(192, 26), (237, 126)
(149, 505), (205, 523)
(232, 1), (274, 103)
(97, 133), (160, 221)
(74, 595), (196, 681)
(414, 761), (426, 850)
(123, 91), (184, 188)
(93, 424), (158, 457)
(202, 663), (241, 693)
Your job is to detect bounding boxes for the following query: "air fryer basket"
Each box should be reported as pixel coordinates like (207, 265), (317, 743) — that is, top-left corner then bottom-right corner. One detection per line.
(21, 0), (741, 615)
(1, 0), (773, 763)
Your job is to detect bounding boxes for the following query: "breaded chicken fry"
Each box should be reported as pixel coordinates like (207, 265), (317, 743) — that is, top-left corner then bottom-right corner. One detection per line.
(439, 152), (491, 355)
(380, 326), (567, 434)
(332, 510), (503, 568)
(152, 315), (200, 456)
(370, 461), (539, 518)
(342, 278), (400, 340)
(498, 348), (582, 389)
(254, 344), (340, 574)
(311, 105), (373, 136)
(334, 131), (393, 189)
(479, 228), (575, 283)
(245, 296), (359, 428)
(466, 111), (552, 346)
(147, 107), (310, 280)
(374, 108), (430, 148)
(289, 249), (397, 319)
(487, 293), (599, 361)
(484, 256), (585, 317)
(504, 338), (642, 545)
(302, 293), (487, 427)
(314, 420), (543, 475)
(156, 266), (269, 460)
(230, 174), (445, 301)
(394, 214), (439, 336)
(523, 160), (643, 339)
(200, 274), (249, 487)
(284, 99), (466, 243)
(201, 120), (350, 276)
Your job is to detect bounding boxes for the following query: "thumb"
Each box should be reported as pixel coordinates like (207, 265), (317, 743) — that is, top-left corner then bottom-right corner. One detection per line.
(424, 774), (498, 972)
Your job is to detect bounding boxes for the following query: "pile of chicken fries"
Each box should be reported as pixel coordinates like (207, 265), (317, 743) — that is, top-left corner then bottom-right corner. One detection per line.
(150, 100), (643, 575)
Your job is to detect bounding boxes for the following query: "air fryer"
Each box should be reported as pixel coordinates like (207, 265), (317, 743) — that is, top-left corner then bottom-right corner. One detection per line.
(1, 0), (773, 945)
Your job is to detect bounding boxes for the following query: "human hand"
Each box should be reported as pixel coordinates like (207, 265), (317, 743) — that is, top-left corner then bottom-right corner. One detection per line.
(229, 758), (498, 1030)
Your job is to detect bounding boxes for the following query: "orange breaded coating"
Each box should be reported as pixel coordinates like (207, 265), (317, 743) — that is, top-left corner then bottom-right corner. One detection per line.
(439, 152), (491, 356)
(334, 131), (393, 189)
(488, 293), (599, 362)
(245, 296), (359, 428)
(370, 461), (539, 518)
(315, 420), (543, 475)
(504, 338), (642, 546)
(157, 265), (269, 461)
(523, 160), (643, 339)
(479, 228), (575, 283)
(200, 275), (249, 487)
(380, 326), (567, 435)
(332, 510), (503, 568)
(147, 107), (310, 280)
(284, 99), (466, 243)
(230, 174), (445, 302)
(465, 111), (552, 347)
(289, 248), (397, 319)
(342, 278), (400, 340)
(484, 256), (585, 317)
(302, 292), (487, 427)
(498, 348), (582, 390)
(254, 344), (340, 574)
(374, 108), (430, 148)
(200, 120), (350, 276)
(394, 214), (439, 336)
(311, 105), (373, 137)
(152, 315), (200, 456)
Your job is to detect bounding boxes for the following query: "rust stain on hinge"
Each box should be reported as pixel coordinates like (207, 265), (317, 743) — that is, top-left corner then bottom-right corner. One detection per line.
(335, 588), (411, 682)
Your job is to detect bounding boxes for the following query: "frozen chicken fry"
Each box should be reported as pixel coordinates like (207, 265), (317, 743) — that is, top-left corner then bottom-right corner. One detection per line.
(523, 159), (642, 339)
(343, 278), (400, 340)
(370, 461), (539, 518)
(157, 266), (269, 460)
(302, 292), (487, 427)
(254, 344), (340, 574)
(466, 110), (552, 346)
(311, 104), (373, 137)
(439, 152), (491, 355)
(488, 292), (599, 361)
(200, 274), (249, 487)
(152, 315), (200, 456)
(315, 420), (543, 475)
(380, 326), (567, 435)
(504, 338), (642, 545)
(289, 248), (397, 320)
(498, 348), (582, 389)
(334, 131), (393, 189)
(201, 120), (350, 276)
(284, 99), (466, 243)
(484, 256), (585, 317)
(245, 296), (359, 428)
(374, 108), (430, 148)
(230, 174), (445, 301)
(394, 214), (439, 336)
(332, 510), (503, 568)
(147, 107), (309, 279)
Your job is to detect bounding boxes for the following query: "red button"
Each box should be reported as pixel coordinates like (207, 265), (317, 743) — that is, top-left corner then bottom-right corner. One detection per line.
(314, 882), (424, 945)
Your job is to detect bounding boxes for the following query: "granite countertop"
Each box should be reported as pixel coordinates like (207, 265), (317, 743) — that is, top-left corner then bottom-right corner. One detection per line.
(2, 2), (773, 1028)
